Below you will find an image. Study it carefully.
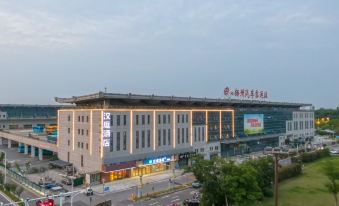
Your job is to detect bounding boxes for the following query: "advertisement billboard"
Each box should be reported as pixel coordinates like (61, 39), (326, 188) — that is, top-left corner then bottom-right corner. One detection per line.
(244, 114), (264, 135)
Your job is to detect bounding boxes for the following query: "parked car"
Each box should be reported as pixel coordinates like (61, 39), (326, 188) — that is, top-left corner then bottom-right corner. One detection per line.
(61, 178), (72, 185)
(330, 149), (339, 155)
(44, 183), (57, 190)
(192, 181), (201, 188)
(85, 188), (94, 196)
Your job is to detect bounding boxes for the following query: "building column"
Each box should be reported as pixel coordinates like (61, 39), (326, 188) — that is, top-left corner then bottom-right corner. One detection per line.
(38, 148), (43, 161)
(8, 139), (12, 148)
(24, 144), (28, 155)
(31, 146), (35, 157)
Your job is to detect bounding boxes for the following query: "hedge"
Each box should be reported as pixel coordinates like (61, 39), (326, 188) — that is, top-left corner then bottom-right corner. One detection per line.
(300, 148), (330, 163)
(279, 163), (302, 181)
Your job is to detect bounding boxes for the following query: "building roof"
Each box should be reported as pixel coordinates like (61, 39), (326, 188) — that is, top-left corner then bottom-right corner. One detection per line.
(0, 104), (71, 119)
(55, 92), (312, 108)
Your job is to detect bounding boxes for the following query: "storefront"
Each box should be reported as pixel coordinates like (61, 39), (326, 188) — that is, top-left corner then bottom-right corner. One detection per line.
(101, 156), (174, 183)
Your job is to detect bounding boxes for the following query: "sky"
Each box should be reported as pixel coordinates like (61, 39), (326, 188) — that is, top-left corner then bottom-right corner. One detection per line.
(0, 0), (338, 108)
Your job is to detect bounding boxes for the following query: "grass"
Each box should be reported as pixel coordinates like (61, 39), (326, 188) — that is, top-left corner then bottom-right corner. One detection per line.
(257, 156), (338, 206)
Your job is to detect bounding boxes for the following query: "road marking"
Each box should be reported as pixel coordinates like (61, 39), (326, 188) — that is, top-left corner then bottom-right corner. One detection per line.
(161, 195), (169, 199)
(171, 198), (180, 203)
(149, 202), (159, 206)
(171, 195), (179, 199)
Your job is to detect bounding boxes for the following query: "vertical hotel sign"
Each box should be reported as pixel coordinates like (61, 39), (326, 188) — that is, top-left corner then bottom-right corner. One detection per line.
(102, 112), (111, 147)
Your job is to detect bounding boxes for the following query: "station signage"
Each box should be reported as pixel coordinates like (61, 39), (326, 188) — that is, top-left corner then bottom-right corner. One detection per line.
(224, 87), (268, 100)
(102, 112), (111, 147)
(143, 156), (171, 165)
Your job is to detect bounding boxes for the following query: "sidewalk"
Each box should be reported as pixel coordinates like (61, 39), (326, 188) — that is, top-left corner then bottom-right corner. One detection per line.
(91, 169), (184, 194)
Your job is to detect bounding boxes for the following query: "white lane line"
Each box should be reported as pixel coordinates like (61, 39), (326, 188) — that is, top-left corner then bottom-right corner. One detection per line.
(171, 195), (179, 199)
(161, 195), (169, 199)
(149, 202), (159, 206)
(171, 198), (180, 203)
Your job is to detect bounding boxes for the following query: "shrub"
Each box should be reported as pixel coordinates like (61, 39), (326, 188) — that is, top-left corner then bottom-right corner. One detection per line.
(279, 163), (302, 181)
(262, 187), (274, 197)
(301, 148), (330, 163)
(4, 183), (17, 192)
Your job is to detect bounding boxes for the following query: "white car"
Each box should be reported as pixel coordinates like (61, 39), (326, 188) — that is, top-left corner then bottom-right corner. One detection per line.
(330, 149), (339, 155)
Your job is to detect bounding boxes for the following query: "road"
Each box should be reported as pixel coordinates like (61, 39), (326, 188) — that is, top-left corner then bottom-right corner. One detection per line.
(0, 192), (11, 205)
(57, 173), (196, 206)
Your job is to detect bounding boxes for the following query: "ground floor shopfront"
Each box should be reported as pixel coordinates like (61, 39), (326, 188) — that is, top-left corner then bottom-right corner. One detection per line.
(100, 156), (175, 183)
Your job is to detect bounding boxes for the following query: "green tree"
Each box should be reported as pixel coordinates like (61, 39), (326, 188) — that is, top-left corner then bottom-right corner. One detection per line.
(192, 156), (262, 206)
(323, 160), (339, 206)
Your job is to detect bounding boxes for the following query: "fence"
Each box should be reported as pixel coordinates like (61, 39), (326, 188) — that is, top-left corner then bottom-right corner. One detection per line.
(0, 164), (46, 195)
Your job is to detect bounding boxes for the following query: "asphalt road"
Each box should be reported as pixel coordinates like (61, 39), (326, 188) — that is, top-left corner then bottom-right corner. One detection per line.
(0, 192), (11, 205)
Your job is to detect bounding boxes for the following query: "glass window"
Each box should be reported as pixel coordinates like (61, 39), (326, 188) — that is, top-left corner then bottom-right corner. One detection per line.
(194, 127), (197, 142)
(177, 128), (180, 144)
(117, 115), (120, 126)
(158, 115), (161, 124)
(136, 115), (139, 125)
(186, 114), (188, 123)
(198, 127), (201, 141)
(158, 129), (161, 146)
(177, 114), (180, 123)
(136, 131), (139, 149)
(142, 115), (145, 125)
(186, 128), (189, 143)
(147, 115), (150, 125)
(182, 115), (185, 124)
(142, 130), (145, 148)
(163, 115), (166, 124)
(163, 129), (166, 145)
(182, 128), (184, 143)
(168, 129), (171, 145)
(110, 132), (113, 152)
(117, 132), (120, 151)
(124, 115), (127, 126)
(147, 130), (151, 147)
(168, 115), (170, 124)
(123, 131), (127, 150)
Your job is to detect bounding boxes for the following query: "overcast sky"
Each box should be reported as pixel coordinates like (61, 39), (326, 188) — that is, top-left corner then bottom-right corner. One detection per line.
(0, 0), (338, 108)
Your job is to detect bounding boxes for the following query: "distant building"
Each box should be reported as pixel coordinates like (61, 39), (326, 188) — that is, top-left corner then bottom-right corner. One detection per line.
(55, 92), (314, 184)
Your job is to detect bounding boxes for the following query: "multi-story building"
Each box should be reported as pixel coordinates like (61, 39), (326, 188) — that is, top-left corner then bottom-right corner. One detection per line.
(55, 92), (314, 184)
(0, 104), (61, 130)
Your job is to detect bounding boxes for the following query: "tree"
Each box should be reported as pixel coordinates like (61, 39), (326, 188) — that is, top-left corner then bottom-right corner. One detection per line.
(191, 156), (262, 206)
(323, 160), (339, 206)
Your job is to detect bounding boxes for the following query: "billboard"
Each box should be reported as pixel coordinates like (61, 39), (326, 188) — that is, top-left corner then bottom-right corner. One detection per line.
(244, 114), (264, 135)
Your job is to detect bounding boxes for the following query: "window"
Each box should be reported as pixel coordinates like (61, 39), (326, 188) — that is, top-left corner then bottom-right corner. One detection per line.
(142, 130), (145, 148)
(110, 132), (113, 152)
(186, 114), (188, 123)
(81, 142), (83, 149)
(78, 129), (80, 135)
(67, 152), (70, 162)
(124, 115), (127, 126)
(81, 129), (84, 136)
(78, 142), (80, 148)
(81, 155), (84, 167)
(182, 115), (185, 124)
(198, 127), (201, 141)
(202, 127), (205, 141)
(177, 128), (180, 144)
(147, 115), (150, 125)
(86, 143), (88, 150)
(123, 131), (127, 150)
(147, 130), (151, 147)
(163, 129), (166, 145)
(81, 116), (84, 122)
(163, 115), (166, 124)
(117, 115), (120, 126)
(86, 116), (89, 122)
(68, 140), (70, 146)
(110, 115), (113, 126)
(136, 115), (139, 125)
(117, 132), (121, 151)
(168, 115), (170, 124)
(177, 115), (180, 123)
(158, 129), (161, 146)
(142, 115), (145, 125)
(86, 130), (89, 136)
(68, 115), (71, 121)
(168, 129), (171, 145)
(68, 128), (70, 134)
(194, 128), (197, 142)
(186, 128), (189, 143)
(182, 128), (185, 143)
(136, 131), (139, 149)
(158, 115), (161, 124)
(78, 116), (80, 122)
